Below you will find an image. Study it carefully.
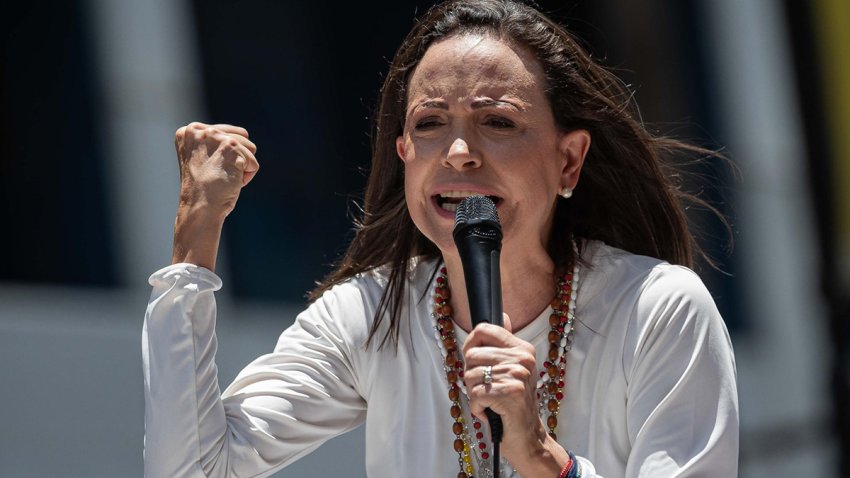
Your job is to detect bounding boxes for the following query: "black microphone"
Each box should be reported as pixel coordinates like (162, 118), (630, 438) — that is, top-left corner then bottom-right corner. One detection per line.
(453, 195), (503, 329)
(452, 195), (504, 463)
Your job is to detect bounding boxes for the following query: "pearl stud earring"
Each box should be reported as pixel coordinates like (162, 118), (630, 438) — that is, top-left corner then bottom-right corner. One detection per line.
(559, 187), (573, 199)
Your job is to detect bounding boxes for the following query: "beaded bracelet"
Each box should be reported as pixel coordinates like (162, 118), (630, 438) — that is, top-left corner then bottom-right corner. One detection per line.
(565, 451), (581, 478)
(557, 454), (574, 478)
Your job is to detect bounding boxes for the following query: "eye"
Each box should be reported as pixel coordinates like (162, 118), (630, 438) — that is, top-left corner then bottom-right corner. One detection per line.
(414, 117), (444, 131)
(484, 116), (516, 129)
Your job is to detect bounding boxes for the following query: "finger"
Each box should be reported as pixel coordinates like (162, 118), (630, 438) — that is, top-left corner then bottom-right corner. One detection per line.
(463, 323), (517, 355)
(203, 126), (256, 155)
(211, 123), (250, 138)
(223, 142), (259, 187)
(231, 133), (258, 155)
(463, 345), (530, 369)
(503, 312), (513, 334)
(241, 148), (260, 186)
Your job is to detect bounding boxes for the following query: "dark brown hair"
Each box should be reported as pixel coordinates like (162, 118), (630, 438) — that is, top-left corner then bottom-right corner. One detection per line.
(310, 0), (726, 349)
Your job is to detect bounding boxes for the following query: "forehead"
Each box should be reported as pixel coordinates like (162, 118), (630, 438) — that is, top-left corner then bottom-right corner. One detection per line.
(406, 33), (546, 103)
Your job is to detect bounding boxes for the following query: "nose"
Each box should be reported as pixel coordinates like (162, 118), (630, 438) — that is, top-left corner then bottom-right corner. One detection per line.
(443, 137), (481, 170)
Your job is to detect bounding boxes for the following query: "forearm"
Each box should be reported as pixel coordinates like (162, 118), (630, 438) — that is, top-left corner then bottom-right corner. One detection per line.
(143, 264), (227, 477)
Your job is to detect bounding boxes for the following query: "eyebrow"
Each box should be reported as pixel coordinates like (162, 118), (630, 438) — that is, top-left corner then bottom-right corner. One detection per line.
(410, 97), (526, 113)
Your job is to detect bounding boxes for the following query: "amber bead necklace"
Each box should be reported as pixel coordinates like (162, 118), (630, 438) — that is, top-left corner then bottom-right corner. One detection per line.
(432, 247), (579, 478)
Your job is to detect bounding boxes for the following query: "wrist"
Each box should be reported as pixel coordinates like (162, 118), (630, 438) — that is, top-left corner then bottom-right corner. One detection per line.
(172, 203), (226, 270)
(510, 431), (570, 477)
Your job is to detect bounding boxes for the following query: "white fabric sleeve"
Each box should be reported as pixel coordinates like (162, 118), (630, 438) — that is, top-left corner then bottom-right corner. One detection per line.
(567, 264), (738, 478)
(142, 263), (367, 478)
(620, 266), (739, 476)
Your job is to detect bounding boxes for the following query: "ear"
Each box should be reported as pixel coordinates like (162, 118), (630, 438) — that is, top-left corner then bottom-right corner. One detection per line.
(558, 129), (590, 191)
(396, 136), (407, 163)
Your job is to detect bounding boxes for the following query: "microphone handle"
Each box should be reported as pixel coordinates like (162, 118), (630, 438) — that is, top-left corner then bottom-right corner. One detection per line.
(484, 250), (504, 445)
(458, 241), (504, 445)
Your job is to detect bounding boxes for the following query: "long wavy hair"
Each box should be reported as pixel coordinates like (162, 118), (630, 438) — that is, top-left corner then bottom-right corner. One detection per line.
(310, 0), (726, 349)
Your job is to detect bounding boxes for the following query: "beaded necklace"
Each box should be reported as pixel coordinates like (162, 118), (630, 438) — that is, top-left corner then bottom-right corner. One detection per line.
(432, 254), (579, 478)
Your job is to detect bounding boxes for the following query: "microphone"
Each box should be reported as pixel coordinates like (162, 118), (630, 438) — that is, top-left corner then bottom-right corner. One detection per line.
(453, 195), (503, 329)
(452, 195), (504, 462)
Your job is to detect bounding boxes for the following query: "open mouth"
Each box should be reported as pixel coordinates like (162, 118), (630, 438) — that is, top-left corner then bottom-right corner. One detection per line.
(435, 192), (502, 213)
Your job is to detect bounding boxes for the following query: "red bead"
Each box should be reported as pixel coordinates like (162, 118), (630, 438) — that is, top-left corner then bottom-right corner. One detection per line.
(476, 432), (483, 439)
(473, 421), (481, 430)
(556, 392), (564, 400)
(482, 452), (490, 459)
(558, 380), (565, 388)
(544, 361), (551, 368)
(479, 442), (486, 450)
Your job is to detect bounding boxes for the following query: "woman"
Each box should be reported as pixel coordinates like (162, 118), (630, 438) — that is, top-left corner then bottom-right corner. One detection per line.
(143, 0), (738, 476)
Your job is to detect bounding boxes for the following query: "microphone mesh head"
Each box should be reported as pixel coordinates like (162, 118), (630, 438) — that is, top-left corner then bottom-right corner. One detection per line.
(454, 195), (500, 228)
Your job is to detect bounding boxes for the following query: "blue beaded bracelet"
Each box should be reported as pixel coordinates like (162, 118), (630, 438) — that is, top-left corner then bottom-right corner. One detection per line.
(566, 451), (580, 478)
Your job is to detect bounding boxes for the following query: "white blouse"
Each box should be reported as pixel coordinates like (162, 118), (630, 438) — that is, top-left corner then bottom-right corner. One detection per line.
(142, 240), (738, 477)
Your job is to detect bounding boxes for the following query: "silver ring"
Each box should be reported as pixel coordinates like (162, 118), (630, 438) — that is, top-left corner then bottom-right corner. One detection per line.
(482, 365), (493, 384)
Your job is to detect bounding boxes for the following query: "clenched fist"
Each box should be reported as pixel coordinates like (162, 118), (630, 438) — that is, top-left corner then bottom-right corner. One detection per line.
(174, 122), (259, 218)
(171, 122), (259, 270)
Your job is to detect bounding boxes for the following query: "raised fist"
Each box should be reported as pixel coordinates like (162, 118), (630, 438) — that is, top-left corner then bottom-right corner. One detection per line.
(173, 122), (259, 220)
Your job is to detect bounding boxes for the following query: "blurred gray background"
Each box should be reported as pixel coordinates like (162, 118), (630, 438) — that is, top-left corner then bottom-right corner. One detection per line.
(2, 0), (848, 476)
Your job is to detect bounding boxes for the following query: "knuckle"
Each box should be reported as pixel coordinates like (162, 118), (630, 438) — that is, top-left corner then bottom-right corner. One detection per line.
(518, 355), (536, 371)
(464, 348), (481, 364)
(512, 365), (532, 382)
(504, 382), (525, 395)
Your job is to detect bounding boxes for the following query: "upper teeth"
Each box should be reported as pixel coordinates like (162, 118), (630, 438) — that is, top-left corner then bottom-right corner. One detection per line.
(439, 192), (485, 198)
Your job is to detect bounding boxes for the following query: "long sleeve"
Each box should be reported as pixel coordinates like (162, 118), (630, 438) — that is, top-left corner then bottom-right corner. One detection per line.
(621, 266), (739, 476)
(555, 247), (739, 478)
(142, 264), (367, 478)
